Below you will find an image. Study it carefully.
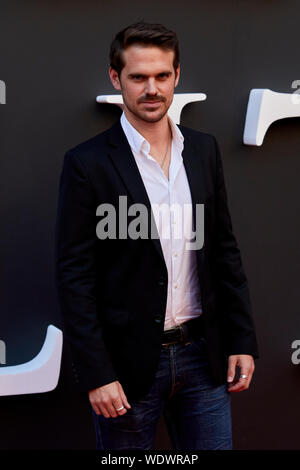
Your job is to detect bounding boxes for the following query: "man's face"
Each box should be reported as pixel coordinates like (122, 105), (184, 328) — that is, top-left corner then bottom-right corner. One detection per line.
(109, 44), (180, 124)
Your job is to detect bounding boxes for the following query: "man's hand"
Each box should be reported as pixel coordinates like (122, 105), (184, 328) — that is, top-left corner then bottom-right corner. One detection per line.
(227, 354), (255, 392)
(88, 380), (131, 418)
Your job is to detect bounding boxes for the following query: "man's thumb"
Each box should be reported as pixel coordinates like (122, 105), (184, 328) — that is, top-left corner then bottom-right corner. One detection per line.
(117, 381), (131, 408)
(227, 357), (236, 383)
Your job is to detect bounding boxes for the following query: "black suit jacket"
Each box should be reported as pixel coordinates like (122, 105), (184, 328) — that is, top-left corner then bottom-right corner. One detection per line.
(55, 120), (259, 401)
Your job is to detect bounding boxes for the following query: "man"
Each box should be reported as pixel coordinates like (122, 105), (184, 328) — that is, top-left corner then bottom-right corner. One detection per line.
(55, 22), (259, 450)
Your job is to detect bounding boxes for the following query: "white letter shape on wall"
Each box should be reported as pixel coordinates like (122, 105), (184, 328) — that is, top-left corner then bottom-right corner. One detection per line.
(96, 93), (206, 124)
(0, 80), (6, 104)
(243, 88), (300, 146)
(0, 340), (5, 364)
(0, 325), (63, 396)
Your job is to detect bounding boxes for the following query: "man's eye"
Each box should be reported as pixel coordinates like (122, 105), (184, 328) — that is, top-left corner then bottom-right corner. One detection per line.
(132, 75), (143, 80)
(158, 73), (169, 79)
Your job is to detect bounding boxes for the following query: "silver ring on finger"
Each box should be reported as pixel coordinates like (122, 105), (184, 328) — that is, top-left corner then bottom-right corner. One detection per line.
(115, 405), (124, 411)
(240, 374), (247, 379)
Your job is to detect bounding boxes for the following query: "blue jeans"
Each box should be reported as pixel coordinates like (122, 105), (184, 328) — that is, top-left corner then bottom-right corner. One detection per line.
(91, 335), (232, 450)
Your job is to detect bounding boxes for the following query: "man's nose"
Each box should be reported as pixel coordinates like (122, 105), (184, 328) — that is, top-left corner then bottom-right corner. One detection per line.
(145, 78), (158, 95)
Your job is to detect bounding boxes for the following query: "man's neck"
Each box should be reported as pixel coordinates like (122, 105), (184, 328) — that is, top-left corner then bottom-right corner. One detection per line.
(123, 110), (170, 148)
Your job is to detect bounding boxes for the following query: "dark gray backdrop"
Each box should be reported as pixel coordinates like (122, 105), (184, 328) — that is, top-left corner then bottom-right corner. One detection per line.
(1, 0), (300, 450)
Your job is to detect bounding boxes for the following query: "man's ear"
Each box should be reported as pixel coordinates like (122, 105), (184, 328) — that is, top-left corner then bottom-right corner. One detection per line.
(109, 67), (121, 91)
(174, 64), (180, 88)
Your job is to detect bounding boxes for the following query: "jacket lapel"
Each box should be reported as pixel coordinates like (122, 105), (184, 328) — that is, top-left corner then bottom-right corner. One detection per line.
(105, 121), (206, 265)
(106, 121), (165, 263)
(180, 127), (208, 221)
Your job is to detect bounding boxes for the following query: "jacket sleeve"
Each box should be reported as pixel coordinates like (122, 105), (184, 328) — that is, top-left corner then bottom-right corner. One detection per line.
(54, 150), (118, 393)
(212, 136), (259, 359)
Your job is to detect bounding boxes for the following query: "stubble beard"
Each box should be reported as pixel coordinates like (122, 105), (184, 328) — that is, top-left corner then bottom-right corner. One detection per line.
(124, 98), (170, 124)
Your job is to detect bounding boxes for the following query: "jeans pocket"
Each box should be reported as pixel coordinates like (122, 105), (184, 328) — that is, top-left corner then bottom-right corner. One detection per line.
(98, 407), (143, 432)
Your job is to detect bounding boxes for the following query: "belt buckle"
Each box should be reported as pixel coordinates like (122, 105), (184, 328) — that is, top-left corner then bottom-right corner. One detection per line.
(161, 323), (191, 347)
(162, 326), (180, 346)
(180, 322), (191, 345)
(179, 324), (184, 342)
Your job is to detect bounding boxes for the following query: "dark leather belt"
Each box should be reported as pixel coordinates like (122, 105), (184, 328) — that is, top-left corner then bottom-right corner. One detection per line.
(162, 315), (205, 346)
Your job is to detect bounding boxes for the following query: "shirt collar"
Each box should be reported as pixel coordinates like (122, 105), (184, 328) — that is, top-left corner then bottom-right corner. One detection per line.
(120, 111), (184, 156)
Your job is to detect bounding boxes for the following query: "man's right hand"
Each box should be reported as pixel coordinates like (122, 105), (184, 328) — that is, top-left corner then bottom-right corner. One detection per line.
(88, 381), (131, 418)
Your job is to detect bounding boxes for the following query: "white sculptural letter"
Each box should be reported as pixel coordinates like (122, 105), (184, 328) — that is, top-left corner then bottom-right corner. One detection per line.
(96, 93), (206, 124)
(243, 88), (300, 146)
(0, 80), (6, 104)
(0, 340), (6, 364)
(0, 325), (63, 396)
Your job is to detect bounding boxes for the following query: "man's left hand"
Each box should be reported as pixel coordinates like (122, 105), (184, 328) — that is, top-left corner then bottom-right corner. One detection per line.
(227, 354), (255, 392)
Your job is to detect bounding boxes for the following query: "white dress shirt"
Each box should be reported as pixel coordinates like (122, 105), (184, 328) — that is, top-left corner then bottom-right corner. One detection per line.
(120, 112), (202, 330)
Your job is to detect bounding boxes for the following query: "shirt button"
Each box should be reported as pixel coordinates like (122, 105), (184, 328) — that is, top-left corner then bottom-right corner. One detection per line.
(174, 284), (178, 289)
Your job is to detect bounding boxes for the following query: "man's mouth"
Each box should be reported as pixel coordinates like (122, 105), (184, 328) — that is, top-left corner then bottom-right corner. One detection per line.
(140, 100), (163, 105)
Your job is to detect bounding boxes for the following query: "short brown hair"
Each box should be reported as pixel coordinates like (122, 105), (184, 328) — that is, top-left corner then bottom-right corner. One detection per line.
(110, 22), (180, 76)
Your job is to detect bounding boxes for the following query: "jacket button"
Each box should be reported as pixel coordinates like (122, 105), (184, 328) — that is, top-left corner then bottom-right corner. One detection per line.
(158, 277), (166, 286)
(154, 316), (162, 324)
